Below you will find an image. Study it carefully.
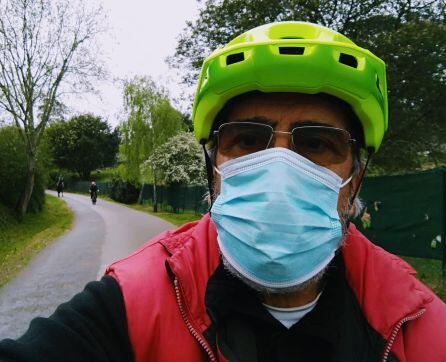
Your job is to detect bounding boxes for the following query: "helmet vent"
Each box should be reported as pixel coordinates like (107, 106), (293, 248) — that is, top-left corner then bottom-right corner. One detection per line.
(226, 52), (245, 65)
(339, 53), (358, 68)
(279, 47), (305, 55)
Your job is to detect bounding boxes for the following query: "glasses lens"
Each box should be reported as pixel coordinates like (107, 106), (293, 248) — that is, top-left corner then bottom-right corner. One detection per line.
(292, 127), (351, 166)
(217, 123), (272, 158)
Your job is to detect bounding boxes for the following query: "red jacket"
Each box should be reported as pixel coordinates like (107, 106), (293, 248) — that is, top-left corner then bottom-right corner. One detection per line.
(107, 214), (446, 362)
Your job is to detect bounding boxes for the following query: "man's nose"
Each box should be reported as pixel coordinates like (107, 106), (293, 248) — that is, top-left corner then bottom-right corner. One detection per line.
(269, 132), (293, 150)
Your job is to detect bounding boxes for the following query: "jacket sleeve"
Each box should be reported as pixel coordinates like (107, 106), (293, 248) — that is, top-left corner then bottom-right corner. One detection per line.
(0, 276), (133, 362)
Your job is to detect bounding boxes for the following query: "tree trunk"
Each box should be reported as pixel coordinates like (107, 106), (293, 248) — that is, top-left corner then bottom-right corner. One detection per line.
(16, 151), (36, 219)
(138, 182), (145, 205)
(152, 167), (158, 213)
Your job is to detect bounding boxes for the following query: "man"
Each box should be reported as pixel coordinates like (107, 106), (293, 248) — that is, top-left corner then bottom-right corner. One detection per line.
(1, 21), (445, 362)
(89, 180), (98, 204)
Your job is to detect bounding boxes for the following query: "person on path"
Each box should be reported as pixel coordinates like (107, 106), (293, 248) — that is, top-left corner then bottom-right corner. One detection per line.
(56, 179), (64, 198)
(89, 181), (98, 204)
(1, 21), (445, 362)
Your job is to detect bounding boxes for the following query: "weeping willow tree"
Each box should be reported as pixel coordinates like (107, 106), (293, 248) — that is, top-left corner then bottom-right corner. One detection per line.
(118, 76), (184, 211)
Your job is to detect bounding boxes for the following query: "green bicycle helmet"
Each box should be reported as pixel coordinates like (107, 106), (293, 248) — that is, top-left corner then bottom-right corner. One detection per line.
(192, 21), (388, 152)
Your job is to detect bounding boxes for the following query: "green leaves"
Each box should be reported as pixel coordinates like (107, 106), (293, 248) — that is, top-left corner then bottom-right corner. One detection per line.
(45, 115), (119, 180)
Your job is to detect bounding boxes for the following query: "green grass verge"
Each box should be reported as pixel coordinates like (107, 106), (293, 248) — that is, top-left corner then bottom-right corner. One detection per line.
(128, 204), (202, 226)
(402, 256), (446, 301)
(98, 195), (202, 226)
(0, 195), (73, 287)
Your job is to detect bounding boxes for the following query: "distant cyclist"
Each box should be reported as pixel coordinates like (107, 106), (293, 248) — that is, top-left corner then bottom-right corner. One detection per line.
(89, 181), (98, 205)
(56, 178), (64, 198)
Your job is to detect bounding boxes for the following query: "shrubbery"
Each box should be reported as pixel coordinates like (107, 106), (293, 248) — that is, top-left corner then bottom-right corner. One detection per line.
(0, 126), (51, 213)
(109, 177), (140, 204)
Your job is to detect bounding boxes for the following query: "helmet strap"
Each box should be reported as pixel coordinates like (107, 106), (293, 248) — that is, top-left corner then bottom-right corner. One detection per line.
(202, 143), (215, 211)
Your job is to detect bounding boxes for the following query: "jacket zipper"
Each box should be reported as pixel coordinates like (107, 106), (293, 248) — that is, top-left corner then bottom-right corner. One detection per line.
(174, 277), (217, 362)
(381, 308), (426, 362)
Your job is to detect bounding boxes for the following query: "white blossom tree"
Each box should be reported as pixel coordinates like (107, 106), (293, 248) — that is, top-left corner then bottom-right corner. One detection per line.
(145, 131), (207, 188)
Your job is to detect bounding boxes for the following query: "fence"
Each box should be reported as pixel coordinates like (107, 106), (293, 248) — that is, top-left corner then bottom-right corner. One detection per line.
(139, 184), (208, 214)
(354, 168), (446, 274)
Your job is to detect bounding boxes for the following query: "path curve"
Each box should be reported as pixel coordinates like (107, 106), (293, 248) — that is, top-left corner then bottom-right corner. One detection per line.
(0, 191), (174, 339)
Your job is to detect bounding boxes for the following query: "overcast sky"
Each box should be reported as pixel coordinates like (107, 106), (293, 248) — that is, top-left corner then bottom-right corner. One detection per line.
(65, 0), (200, 127)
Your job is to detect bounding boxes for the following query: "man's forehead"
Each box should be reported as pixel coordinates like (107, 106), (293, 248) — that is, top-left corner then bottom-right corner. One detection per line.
(224, 92), (350, 130)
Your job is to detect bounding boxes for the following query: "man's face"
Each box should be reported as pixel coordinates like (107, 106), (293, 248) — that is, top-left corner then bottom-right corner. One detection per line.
(214, 92), (361, 219)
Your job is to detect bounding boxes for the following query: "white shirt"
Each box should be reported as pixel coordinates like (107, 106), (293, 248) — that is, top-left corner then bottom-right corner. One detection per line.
(263, 292), (323, 329)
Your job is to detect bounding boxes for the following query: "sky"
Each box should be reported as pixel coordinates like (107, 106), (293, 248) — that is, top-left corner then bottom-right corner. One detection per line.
(65, 0), (200, 127)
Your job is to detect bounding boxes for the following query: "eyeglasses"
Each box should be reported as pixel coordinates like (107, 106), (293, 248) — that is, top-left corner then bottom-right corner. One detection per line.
(213, 122), (356, 166)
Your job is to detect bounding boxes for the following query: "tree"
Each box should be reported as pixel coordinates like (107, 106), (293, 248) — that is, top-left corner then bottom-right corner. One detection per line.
(0, 0), (105, 217)
(118, 76), (185, 210)
(0, 126), (51, 213)
(146, 132), (207, 186)
(46, 115), (119, 180)
(353, 18), (446, 172)
(170, 0), (446, 173)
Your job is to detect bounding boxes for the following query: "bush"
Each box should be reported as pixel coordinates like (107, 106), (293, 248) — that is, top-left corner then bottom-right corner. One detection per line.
(109, 177), (140, 204)
(0, 126), (50, 213)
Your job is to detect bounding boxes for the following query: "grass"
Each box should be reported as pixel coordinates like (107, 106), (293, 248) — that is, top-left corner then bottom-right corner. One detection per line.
(98, 195), (202, 226)
(0, 195), (73, 287)
(402, 256), (446, 301)
(127, 203), (202, 226)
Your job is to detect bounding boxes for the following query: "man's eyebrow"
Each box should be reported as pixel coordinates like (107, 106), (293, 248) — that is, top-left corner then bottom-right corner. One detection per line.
(229, 116), (275, 126)
(228, 117), (339, 128)
(291, 120), (337, 128)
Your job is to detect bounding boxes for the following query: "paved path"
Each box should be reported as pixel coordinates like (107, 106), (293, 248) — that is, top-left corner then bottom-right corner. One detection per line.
(0, 191), (174, 339)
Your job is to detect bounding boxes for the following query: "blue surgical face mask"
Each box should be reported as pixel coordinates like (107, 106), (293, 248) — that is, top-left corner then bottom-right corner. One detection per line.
(210, 147), (351, 289)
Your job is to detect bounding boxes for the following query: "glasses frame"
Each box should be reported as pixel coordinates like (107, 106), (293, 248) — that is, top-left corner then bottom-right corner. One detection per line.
(212, 121), (356, 156)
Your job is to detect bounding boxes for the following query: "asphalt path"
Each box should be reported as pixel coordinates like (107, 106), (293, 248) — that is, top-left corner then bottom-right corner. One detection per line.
(0, 191), (174, 340)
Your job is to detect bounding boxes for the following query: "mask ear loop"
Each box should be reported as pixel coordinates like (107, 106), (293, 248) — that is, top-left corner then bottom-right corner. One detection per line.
(345, 148), (373, 229)
(201, 142), (215, 212)
(351, 148), (373, 201)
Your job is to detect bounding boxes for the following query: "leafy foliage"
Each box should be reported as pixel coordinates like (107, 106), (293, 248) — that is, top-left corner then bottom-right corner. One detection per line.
(147, 132), (207, 186)
(118, 76), (185, 184)
(0, 126), (51, 213)
(358, 18), (446, 172)
(170, 0), (446, 173)
(109, 176), (140, 204)
(46, 115), (119, 180)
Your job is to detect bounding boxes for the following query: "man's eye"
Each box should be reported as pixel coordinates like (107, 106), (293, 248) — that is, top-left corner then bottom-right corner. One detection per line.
(300, 137), (329, 153)
(234, 134), (259, 148)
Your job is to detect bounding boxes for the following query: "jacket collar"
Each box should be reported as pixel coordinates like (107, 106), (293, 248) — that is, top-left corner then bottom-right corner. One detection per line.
(163, 215), (432, 338)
